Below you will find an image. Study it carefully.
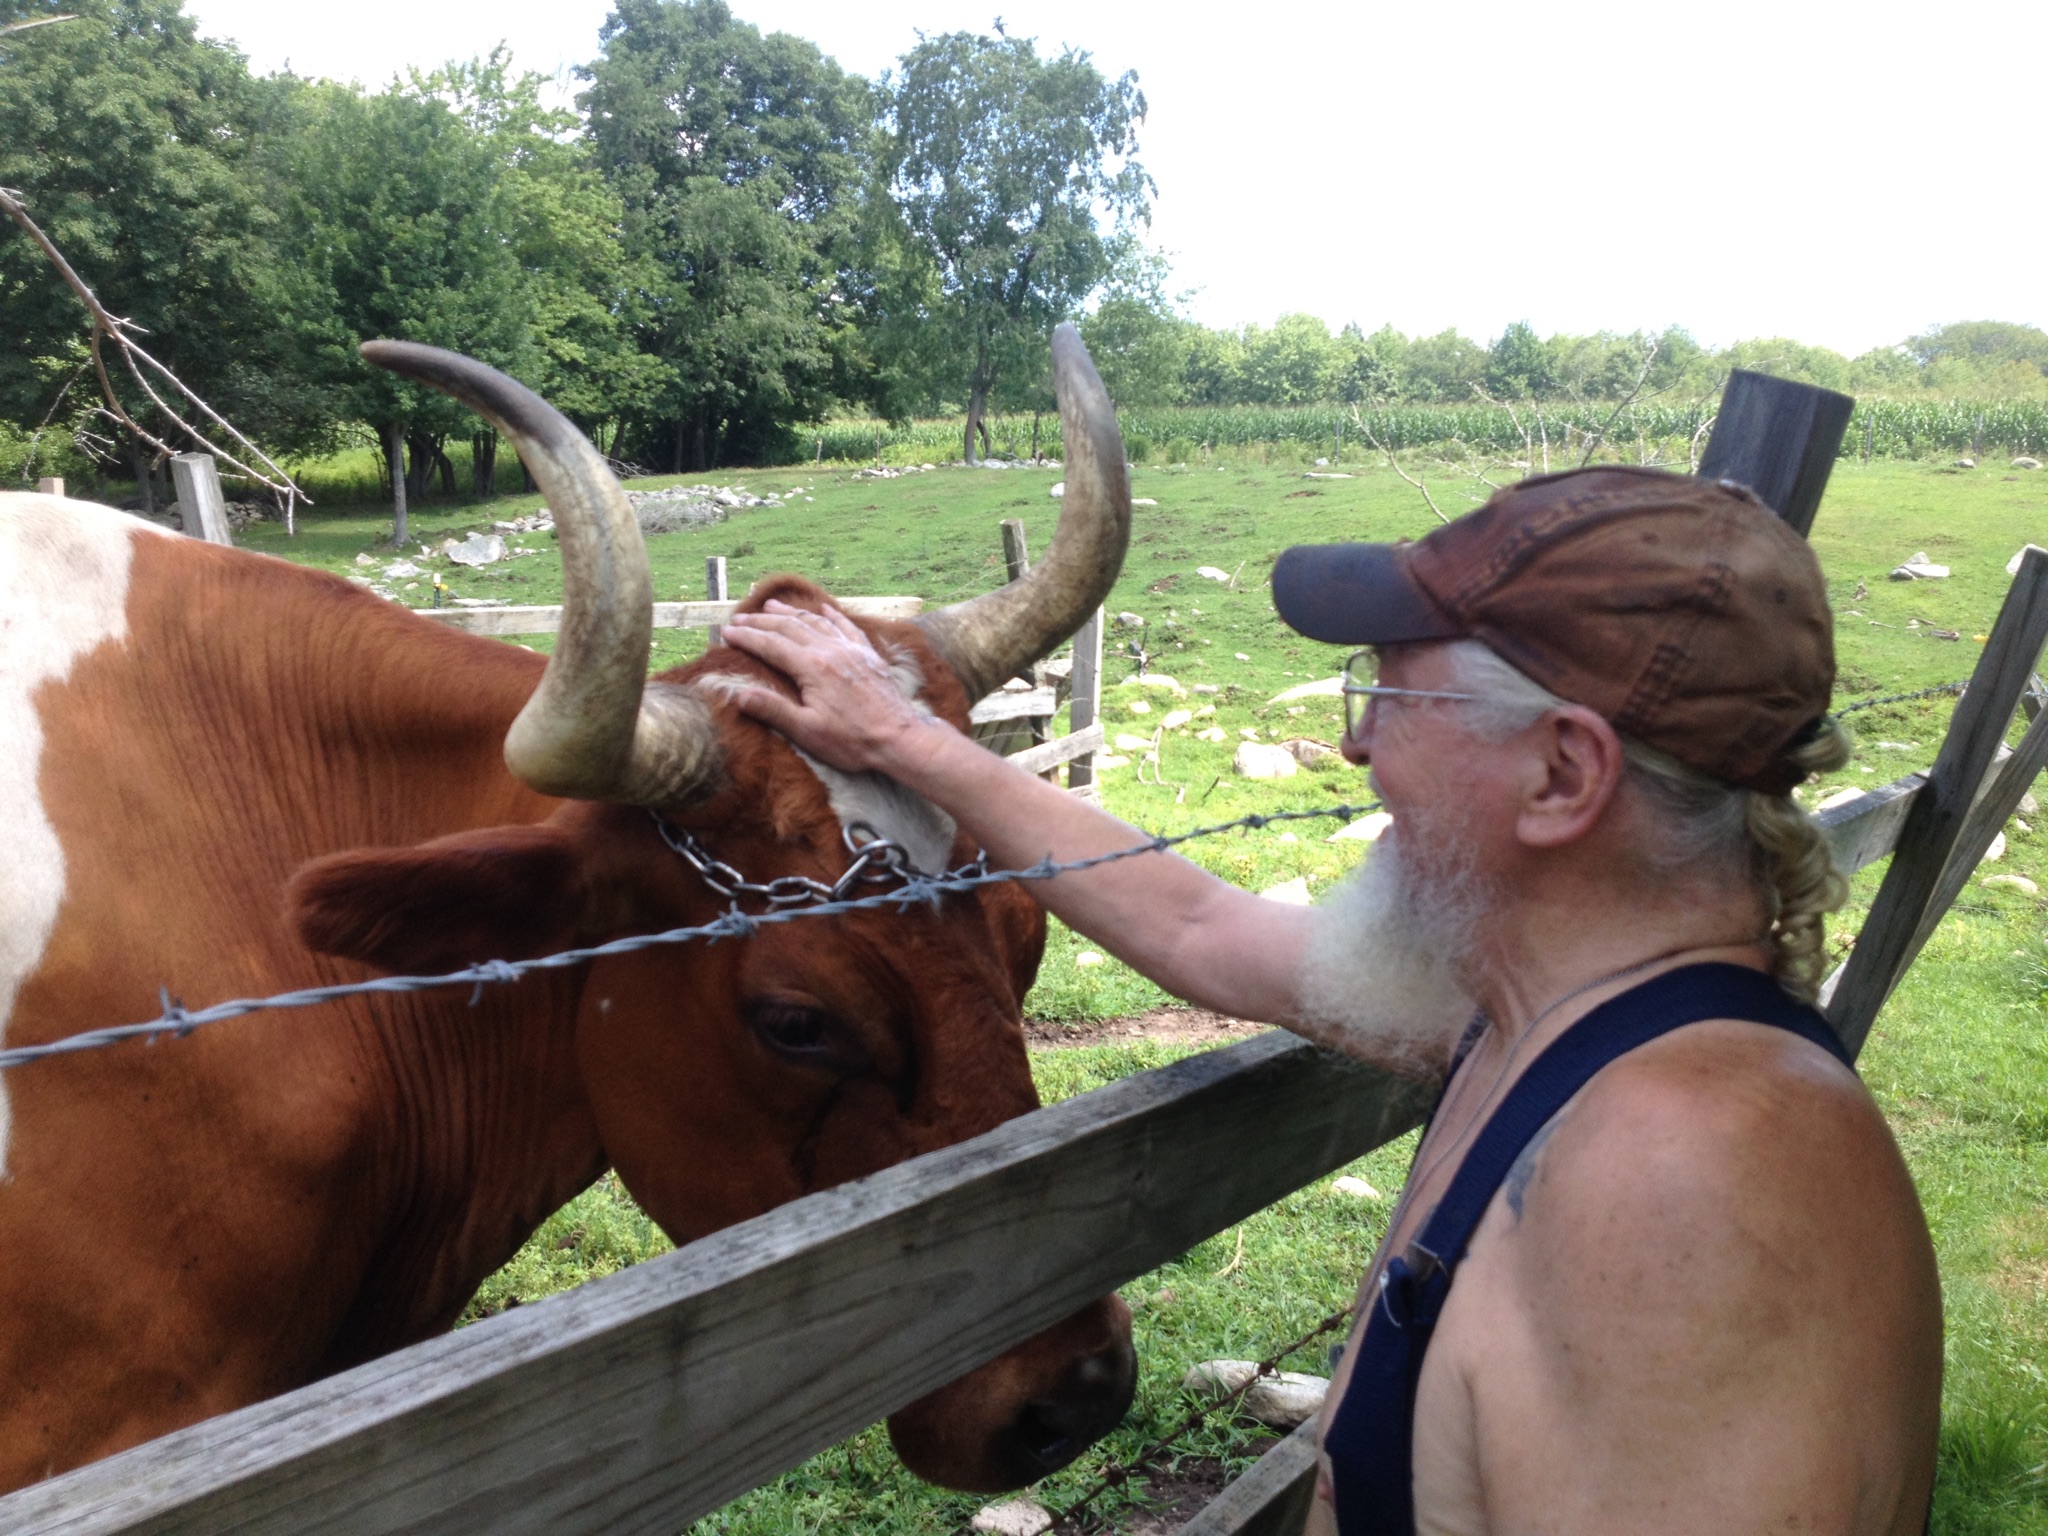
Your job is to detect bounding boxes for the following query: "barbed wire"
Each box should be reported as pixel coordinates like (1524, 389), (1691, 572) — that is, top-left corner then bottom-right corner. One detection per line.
(0, 802), (1381, 1074)
(1834, 680), (1970, 716)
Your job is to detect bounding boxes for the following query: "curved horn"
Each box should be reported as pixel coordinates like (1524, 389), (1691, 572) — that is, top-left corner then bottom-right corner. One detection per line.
(360, 342), (724, 807)
(917, 324), (1132, 702)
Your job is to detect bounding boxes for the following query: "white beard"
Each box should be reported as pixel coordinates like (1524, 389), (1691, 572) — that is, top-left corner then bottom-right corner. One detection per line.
(1294, 822), (1490, 1081)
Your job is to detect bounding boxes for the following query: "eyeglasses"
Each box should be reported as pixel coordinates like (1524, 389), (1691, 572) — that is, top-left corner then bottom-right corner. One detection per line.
(1340, 649), (1483, 737)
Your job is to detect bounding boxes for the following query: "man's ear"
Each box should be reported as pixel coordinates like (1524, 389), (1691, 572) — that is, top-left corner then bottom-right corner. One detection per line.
(1516, 705), (1628, 849)
(286, 823), (594, 975)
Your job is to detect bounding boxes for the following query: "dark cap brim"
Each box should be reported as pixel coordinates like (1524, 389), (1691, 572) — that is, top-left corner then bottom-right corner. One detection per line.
(1271, 543), (1465, 645)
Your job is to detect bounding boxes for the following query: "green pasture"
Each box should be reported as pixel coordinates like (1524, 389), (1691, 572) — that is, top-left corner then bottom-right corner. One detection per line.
(245, 456), (2048, 1532)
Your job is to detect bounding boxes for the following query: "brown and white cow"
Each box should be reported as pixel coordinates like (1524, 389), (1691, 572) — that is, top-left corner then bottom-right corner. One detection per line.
(0, 327), (1133, 1493)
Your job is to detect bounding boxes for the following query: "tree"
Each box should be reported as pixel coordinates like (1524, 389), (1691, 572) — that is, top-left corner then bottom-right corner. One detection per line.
(0, 0), (307, 504)
(1076, 240), (1191, 407)
(1403, 328), (1487, 402)
(1486, 320), (1554, 399)
(882, 28), (1149, 463)
(580, 0), (872, 470)
(1240, 314), (1343, 404)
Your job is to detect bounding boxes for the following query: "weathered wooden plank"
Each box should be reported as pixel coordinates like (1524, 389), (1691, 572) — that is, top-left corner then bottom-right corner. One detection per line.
(969, 686), (1059, 725)
(1815, 771), (1928, 874)
(1067, 608), (1104, 792)
(168, 453), (233, 546)
(1695, 370), (1854, 536)
(0, 1036), (1430, 1536)
(416, 594), (924, 637)
(1177, 1415), (1320, 1536)
(1828, 548), (2048, 1054)
(1004, 723), (1105, 777)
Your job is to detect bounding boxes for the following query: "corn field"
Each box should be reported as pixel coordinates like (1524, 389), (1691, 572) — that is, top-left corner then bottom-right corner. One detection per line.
(809, 399), (2048, 467)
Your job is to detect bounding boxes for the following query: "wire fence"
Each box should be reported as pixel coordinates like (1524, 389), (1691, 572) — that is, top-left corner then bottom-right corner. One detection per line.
(0, 674), (1988, 1077)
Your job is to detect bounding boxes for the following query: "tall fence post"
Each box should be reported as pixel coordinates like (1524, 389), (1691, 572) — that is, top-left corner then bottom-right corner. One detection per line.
(1067, 607), (1103, 796)
(169, 452), (232, 545)
(705, 555), (729, 648)
(36, 475), (63, 497)
(999, 517), (1030, 585)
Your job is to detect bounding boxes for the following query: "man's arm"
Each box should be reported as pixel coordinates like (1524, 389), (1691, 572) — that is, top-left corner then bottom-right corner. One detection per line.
(722, 602), (1322, 1028)
(1428, 1023), (1942, 1534)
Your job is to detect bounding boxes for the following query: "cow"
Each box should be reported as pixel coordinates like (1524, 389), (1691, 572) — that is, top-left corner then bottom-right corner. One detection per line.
(0, 326), (1135, 1494)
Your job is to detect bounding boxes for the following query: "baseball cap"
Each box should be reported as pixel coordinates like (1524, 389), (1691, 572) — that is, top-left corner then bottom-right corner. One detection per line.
(1270, 466), (1835, 793)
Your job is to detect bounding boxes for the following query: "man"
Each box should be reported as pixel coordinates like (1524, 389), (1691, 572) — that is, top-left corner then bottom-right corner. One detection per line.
(724, 466), (1942, 1535)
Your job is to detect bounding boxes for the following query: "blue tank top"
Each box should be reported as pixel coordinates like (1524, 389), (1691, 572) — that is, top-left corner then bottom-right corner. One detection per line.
(1322, 963), (1854, 1536)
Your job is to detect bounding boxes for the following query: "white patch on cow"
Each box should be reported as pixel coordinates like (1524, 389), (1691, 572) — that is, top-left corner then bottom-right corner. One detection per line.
(692, 645), (958, 874)
(0, 495), (170, 1177)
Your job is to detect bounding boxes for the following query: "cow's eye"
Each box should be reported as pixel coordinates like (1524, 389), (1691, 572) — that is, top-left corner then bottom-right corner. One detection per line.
(746, 1000), (856, 1068)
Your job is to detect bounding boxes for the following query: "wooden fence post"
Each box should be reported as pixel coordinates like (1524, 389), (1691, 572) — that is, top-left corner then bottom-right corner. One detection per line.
(1825, 547), (2048, 1054)
(705, 556), (728, 648)
(36, 475), (63, 497)
(999, 518), (1030, 583)
(169, 452), (233, 545)
(1695, 370), (1854, 535)
(1066, 607), (1103, 795)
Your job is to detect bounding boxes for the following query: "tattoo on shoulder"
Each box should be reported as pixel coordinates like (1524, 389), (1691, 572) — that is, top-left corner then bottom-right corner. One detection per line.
(1504, 1112), (1567, 1222)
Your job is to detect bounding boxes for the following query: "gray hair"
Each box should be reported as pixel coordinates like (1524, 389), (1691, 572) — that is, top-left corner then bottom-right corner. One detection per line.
(1436, 640), (1850, 1001)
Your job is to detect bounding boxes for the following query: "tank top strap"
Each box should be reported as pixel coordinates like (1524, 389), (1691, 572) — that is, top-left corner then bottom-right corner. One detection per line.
(1325, 963), (1849, 1536)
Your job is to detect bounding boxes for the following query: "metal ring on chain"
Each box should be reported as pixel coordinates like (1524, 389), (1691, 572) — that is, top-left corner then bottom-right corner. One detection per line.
(651, 811), (988, 909)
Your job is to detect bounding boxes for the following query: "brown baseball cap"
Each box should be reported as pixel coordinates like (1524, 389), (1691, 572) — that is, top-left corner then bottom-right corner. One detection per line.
(1270, 466), (1835, 793)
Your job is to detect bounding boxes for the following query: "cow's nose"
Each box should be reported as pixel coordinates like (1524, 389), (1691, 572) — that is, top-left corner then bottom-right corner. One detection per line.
(1008, 1336), (1138, 1474)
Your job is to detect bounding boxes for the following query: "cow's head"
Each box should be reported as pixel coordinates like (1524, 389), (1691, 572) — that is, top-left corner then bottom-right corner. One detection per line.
(286, 330), (1135, 1491)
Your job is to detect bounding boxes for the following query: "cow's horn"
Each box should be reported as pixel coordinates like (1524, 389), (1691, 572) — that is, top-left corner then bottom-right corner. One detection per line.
(917, 323), (1132, 703)
(359, 342), (725, 807)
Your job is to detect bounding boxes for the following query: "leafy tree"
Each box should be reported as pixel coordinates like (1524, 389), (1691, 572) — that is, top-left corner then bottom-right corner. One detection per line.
(0, 0), (306, 501)
(1486, 320), (1554, 399)
(1238, 314), (1343, 405)
(1336, 324), (1402, 404)
(1402, 328), (1487, 402)
(580, 0), (872, 470)
(881, 28), (1149, 462)
(1077, 241), (1192, 407)
(1907, 321), (2048, 374)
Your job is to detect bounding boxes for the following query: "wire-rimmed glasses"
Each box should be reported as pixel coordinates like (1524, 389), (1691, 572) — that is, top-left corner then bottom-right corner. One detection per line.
(1340, 649), (1483, 738)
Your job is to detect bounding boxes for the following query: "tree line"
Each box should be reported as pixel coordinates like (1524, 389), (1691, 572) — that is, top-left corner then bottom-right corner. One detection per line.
(6, 0), (2048, 513)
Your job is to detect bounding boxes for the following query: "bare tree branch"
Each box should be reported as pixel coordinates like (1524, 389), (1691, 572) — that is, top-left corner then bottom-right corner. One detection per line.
(1577, 336), (1662, 467)
(0, 186), (307, 525)
(0, 16), (80, 38)
(1351, 403), (1448, 524)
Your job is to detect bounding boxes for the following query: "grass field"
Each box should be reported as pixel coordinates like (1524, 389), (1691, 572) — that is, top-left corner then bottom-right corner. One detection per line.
(241, 456), (2048, 1532)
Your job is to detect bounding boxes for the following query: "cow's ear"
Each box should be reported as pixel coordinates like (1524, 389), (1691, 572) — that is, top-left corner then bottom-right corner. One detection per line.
(287, 824), (593, 975)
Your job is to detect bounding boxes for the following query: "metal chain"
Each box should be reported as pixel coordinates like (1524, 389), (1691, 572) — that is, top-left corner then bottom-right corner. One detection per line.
(0, 802), (1382, 1074)
(1045, 1302), (1357, 1534)
(1834, 680), (1968, 716)
(652, 813), (983, 907)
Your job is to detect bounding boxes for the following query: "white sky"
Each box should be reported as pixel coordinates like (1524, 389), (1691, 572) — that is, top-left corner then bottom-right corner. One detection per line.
(183, 0), (2048, 356)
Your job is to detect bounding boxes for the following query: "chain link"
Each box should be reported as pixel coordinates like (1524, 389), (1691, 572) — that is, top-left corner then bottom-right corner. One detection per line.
(652, 812), (987, 908)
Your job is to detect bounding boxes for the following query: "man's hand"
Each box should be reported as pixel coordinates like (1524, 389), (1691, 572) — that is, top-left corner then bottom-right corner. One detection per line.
(721, 600), (937, 776)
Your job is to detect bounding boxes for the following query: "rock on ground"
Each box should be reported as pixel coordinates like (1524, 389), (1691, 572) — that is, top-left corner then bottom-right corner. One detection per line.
(1983, 874), (2040, 896)
(1888, 551), (1950, 580)
(1259, 877), (1311, 904)
(444, 533), (506, 566)
(1181, 1361), (1331, 1429)
(970, 1499), (1053, 1535)
(1235, 742), (1299, 779)
(1283, 738), (1342, 766)
(2008, 544), (2048, 575)
(1328, 810), (1393, 842)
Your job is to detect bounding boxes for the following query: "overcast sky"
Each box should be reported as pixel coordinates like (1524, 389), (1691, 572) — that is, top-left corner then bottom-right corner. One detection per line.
(181, 0), (2046, 356)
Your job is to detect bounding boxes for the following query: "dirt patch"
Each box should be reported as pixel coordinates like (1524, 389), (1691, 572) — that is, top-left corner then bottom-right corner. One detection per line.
(1070, 1452), (1275, 1534)
(1026, 1007), (1270, 1050)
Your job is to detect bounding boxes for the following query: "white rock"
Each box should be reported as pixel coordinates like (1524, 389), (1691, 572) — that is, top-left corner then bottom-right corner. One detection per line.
(1328, 811), (1393, 842)
(382, 559), (422, 578)
(2016, 819), (2032, 834)
(1814, 786), (1865, 812)
(2012, 457), (2042, 470)
(1873, 740), (1919, 752)
(1270, 675), (1346, 704)
(1246, 1374), (1330, 1428)
(1074, 951), (1104, 968)
(1284, 738), (1342, 766)
(1982, 831), (2007, 862)
(1114, 732), (1157, 751)
(1954, 457), (1976, 469)
(1193, 704), (1216, 718)
(1314, 457), (1329, 466)
(1183, 1360), (1261, 1397)
(971, 1499), (1054, 1536)
(1096, 754), (1131, 768)
(444, 533), (508, 567)
(1161, 709), (1194, 730)
(1259, 877), (1311, 904)
(1888, 551), (1950, 580)
(1234, 652), (1251, 661)
(1197, 566), (1232, 582)
(1302, 472), (1354, 480)
(1193, 683), (1220, 694)
(2021, 791), (2040, 816)
(1121, 672), (1187, 695)
(1047, 481), (1066, 498)
(1128, 700), (1152, 715)
(1236, 742), (1298, 779)
(2007, 544), (2047, 576)
(1983, 874), (2040, 896)
(1277, 831), (1298, 844)
(1115, 611), (1145, 628)
(1132, 497), (1159, 506)
(1239, 726), (1262, 740)
(1332, 1175), (1381, 1199)
(1196, 727), (1228, 742)
(353, 552), (376, 567)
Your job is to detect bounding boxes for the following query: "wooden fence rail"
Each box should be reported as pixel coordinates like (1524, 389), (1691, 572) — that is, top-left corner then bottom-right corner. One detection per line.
(0, 1037), (1432, 1535)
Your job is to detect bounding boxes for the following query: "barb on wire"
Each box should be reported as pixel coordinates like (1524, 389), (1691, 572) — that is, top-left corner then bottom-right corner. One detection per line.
(0, 186), (307, 523)
(0, 803), (1382, 1074)
(1046, 1301), (1357, 1534)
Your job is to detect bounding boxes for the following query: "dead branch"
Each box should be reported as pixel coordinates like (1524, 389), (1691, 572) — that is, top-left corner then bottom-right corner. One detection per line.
(0, 186), (306, 525)
(1689, 411), (1718, 474)
(1351, 403), (1449, 524)
(1577, 337), (1662, 467)
(0, 16), (80, 38)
